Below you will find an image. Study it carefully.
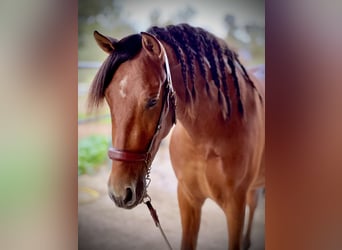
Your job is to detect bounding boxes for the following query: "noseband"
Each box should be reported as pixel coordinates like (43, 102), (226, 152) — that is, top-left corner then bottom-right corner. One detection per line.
(108, 50), (176, 171)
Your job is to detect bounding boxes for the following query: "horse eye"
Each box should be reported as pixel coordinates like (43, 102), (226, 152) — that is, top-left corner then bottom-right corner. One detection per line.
(146, 98), (158, 109)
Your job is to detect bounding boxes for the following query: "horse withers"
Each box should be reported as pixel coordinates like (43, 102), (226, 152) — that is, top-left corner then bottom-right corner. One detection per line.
(89, 24), (265, 250)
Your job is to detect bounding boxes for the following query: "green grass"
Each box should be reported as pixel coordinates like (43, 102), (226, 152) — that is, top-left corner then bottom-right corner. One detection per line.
(78, 135), (110, 175)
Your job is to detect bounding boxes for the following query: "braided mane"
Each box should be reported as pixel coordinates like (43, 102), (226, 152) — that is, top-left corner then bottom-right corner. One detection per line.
(148, 23), (258, 118)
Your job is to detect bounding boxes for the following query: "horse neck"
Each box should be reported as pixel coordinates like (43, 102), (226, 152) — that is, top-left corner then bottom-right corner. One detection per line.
(163, 43), (238, 143)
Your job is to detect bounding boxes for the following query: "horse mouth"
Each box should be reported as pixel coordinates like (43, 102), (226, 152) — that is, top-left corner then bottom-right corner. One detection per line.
(109, 178), (146, 209)
(112, 190), (145, 209)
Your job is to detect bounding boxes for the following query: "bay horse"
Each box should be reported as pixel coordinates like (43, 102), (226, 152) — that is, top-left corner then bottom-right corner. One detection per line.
(88, 24), (264, 250)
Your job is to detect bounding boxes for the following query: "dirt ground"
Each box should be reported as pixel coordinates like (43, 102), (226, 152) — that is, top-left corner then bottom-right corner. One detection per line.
(78, 125), (265, 250)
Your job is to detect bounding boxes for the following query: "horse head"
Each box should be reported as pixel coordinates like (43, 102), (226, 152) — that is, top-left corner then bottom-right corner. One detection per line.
(92, 31), (175, 209)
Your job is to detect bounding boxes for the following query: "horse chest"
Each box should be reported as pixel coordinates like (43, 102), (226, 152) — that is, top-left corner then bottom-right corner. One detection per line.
(170, 125), (234, 200)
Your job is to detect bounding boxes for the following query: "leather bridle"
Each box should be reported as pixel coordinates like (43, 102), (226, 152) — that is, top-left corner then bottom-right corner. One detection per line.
(107, 51), (176, 184)
(106, 43), (175, 250)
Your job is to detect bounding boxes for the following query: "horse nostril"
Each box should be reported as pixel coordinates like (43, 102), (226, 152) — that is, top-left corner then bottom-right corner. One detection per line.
(110, 193), (115, 201)
(124, 187), (133, 204)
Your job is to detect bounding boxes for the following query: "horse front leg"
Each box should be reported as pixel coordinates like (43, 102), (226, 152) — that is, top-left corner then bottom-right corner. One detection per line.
(224, 190), (247, 250)
(177, 184), (204, 250)
(243, 189), (259, 250)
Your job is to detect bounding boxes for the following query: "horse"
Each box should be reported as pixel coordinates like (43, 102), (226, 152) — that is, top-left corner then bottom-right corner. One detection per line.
(88, 24), (265, 250)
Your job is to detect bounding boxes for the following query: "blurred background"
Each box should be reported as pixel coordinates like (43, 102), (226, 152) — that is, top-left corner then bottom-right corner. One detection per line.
(78, 1), (265, 250)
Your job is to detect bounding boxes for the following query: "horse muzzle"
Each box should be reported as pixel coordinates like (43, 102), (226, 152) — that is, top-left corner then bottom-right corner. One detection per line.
(108, 176), (146, 209)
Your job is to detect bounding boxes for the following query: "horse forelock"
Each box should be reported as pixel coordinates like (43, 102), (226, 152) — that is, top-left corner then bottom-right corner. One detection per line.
(88, 34), (142, 109)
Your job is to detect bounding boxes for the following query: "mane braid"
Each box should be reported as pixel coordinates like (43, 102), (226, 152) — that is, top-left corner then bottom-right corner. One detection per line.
(201, 28), (231, 117)
(234, 56), (263, 102)
(178, 25), (197, 100)
(225, 48), (244, 115)
(166, 25), (193, 101)
(212, 39), (231, 118)
(186, 25), (210, 97)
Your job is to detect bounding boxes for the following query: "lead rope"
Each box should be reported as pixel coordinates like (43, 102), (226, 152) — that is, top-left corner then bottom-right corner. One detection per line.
(143, 195), (173, 250)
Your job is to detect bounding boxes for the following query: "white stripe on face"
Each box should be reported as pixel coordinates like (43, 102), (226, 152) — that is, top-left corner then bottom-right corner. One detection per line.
(119, 76), (128, 98)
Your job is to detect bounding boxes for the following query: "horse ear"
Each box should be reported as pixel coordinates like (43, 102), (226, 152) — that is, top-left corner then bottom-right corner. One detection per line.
(141, 32), (162, 58)
(93, 30), (118, 53)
